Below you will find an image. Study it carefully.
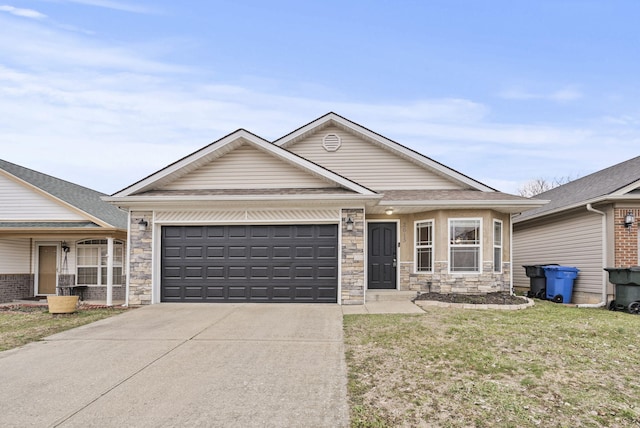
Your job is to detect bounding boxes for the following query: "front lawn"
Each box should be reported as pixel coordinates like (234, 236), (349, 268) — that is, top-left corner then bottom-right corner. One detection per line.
(0, 305), (129, 352)
(344, 301), (640, 427)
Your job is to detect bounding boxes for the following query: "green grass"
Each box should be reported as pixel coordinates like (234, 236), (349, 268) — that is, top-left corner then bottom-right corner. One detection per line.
(344, 301), (640, 427)
(0, 305), (129, 352)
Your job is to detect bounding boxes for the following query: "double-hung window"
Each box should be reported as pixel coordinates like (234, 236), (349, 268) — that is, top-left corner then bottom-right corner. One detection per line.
(415, 220), (434, 272)
(493, 220), (503, 273)
(76, 239), (124, 286)
(449, 219), (481, 272)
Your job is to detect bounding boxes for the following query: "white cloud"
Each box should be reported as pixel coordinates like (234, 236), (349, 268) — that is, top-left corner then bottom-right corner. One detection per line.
(0, 5), (46, 19)
(499, 86), (582, 102)
(59, 0), (156, 14)
(0, 9), (638, 195)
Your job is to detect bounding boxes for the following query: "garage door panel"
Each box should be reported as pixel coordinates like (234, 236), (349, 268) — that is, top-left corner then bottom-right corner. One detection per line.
(207, 247), (225, 258)
(161, 225), (338, 303)
(273, 246), (292, 259)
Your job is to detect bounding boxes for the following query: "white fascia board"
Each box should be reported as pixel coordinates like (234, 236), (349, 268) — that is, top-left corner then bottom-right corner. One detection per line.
(515, 194), (640, 224)
(611, 179), (640, 196)
(275, 113), (494, 192)
(512, 196), (612, 224)
(103, 194), (382, 210)
(384, 199), (548, 213)
(0, 170), (114, 229)
(112, 130), (260, 197)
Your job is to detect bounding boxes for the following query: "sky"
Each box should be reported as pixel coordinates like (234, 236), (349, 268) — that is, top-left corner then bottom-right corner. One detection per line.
(1, 0), (639, 195)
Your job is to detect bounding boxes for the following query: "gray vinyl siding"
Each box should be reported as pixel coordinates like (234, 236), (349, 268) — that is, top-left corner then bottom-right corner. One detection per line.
(0, 174), (85, 221)
(161, 144), (334, 190)
(285, 125), (464, 191)
(513, 212), (604, 295)
(0, 238), (31, 273)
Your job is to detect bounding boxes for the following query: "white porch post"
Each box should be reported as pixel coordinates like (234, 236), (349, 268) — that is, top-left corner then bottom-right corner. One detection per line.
(106, 237), (114, 306)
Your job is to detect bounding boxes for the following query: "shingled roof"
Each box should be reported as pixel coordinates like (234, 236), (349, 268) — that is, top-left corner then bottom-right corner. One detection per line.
(0, 159), (127, 229)
(516, 155), (640, 221)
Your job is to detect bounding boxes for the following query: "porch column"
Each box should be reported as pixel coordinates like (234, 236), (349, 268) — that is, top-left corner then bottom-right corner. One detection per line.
(106, 237), (113, 306)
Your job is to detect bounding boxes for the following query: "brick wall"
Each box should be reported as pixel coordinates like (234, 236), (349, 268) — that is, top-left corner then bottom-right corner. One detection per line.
(614, 208), (639, 267)
(341, 209), (365, 305)
(0, 274), (34, 303)
(83, 286), (126, 302)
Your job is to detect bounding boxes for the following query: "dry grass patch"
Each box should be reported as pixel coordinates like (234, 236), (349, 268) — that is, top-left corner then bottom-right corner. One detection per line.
(344, 301), (640, 427)
(0, 305), (129, 352)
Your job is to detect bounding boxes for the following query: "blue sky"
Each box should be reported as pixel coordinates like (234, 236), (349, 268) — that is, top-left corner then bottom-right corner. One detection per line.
(1, 1), (639, 195)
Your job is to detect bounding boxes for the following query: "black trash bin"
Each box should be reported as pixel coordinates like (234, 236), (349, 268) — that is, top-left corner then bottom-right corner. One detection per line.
(523, 265), (557, 299)
(604, 267), (640, 314)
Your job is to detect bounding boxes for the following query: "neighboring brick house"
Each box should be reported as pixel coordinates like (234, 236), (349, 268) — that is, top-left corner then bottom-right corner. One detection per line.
(0, 160), (127, 304)
(106, 112), (544, 305)
(513, 156), (640, 305)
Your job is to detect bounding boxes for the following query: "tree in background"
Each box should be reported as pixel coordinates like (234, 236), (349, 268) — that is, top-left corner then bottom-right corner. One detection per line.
(518, 176), (575, 197)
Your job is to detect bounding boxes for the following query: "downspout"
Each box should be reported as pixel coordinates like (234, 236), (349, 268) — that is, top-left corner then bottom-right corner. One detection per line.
(510, 214), (516, 296)
(578, 203), (607, 308)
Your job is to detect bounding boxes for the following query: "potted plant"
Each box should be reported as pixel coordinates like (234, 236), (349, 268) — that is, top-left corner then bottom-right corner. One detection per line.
(46, 243), (79, 314)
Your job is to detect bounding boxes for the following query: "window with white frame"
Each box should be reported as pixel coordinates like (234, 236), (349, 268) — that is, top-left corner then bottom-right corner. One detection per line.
(415, 220), (434, 272)
(76, 239), (124, 286)
(449, 219), (481, 272)
(493, 220), (503, 273)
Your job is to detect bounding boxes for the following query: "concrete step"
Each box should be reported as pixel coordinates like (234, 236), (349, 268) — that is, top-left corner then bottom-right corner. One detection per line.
(366, 290), (418, 303)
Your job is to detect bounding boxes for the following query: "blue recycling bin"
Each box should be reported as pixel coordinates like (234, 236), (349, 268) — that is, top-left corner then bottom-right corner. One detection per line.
(543, 266), (579, 304)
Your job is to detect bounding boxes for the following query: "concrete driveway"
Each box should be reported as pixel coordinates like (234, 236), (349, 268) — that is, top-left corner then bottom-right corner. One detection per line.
(0, 304), (349, 427)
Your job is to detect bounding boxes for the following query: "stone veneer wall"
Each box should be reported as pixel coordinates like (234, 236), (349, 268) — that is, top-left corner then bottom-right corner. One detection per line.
(129, 212), (153, 305)
(400, 261), (511, 294)
(341, 208), (365, 305)
(0, 274), (33, 303)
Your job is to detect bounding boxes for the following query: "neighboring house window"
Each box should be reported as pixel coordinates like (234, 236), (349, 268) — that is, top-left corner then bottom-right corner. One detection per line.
(449, 219), (481, 272)
(76, 239), (124, 285)
(493, 220), (503, 273)
(415, 220), (434, 272)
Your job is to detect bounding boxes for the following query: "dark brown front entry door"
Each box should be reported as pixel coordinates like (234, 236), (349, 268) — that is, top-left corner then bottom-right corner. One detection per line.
(368, 222), (397, 289)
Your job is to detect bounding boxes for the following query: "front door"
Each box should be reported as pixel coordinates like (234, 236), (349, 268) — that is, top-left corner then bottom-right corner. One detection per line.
(38, 245), (58, 295)
(367, 222), (397, 289)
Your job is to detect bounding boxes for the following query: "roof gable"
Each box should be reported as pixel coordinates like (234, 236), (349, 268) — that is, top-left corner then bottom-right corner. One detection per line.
(113, 129), (376, 197)
(0, 173), (85, 221)
(275, 112), (495, 192)
(517, 155), (640, 221)
(0, 159), (127, 229)
(160, 142), (340, 190)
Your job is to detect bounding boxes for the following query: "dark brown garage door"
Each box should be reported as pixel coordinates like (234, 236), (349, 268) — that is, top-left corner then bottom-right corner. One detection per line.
(161, 225), (338, 303)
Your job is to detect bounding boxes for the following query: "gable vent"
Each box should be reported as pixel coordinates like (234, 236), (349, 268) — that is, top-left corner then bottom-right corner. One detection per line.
(322, 133), (342, 152)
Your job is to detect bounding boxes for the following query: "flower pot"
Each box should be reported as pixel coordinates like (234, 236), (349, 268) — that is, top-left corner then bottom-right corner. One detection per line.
(47, 295), (79, 314)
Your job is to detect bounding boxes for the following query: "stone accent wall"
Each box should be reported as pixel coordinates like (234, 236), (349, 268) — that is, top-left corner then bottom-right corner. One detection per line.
(0, 274), (33, 303)
(400, 261), (511, 294)
(341, 208), (365, 305)
(129, 212), (153, 305)
(614, 208), (639, 267)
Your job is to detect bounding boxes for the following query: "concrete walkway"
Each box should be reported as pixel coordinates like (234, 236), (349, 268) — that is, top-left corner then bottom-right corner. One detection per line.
(0, 304), (349, 427)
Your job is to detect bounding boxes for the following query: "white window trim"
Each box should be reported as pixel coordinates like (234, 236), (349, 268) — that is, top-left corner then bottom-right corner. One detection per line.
(76, 239), (125, 287)
(493, 219), (503, 273)
(414, 219), (434, 273)
(448, 218), (482, 274)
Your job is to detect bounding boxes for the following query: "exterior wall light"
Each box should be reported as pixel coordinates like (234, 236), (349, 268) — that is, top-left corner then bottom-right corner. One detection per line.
(346, 216), (354, 231)
(61, 242), (70, 253)
(385, 208), (394, 216)
(625, 211), (635, 228)
(138, 219), (148, 231)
